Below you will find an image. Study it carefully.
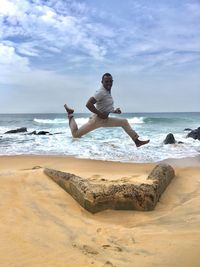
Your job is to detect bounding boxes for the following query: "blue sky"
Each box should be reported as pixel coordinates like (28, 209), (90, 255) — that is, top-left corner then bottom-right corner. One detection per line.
(0, 0), (200, 113)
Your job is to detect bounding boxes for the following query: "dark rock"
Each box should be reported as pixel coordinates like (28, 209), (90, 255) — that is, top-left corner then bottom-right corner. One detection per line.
(37, 131), (52, 135)
(54, 132), (63, 135)
(44, 164), (175, 213)
(164, 133), (176, 144)
(26, 130), (54, 135)
(178, 141), (184, 144)
(184, 128), (192, 131)
(27, 131), (37, 135)
(187, 127), (200, 140)
(4, 127), (27, 134)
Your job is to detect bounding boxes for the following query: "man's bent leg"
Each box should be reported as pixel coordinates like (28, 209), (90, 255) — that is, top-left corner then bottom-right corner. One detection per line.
(71, 116), (100, 138)
(64, 104), (79, 137)
(66, 111), (99, 138)
(68, 114), (79, 137)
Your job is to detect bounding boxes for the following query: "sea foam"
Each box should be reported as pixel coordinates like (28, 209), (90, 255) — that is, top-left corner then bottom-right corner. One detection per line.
(1, 112), (199, 162)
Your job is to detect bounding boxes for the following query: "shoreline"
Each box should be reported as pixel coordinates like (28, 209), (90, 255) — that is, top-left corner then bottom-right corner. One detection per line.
(0, 153), (199, 170)
(0, 155), (200, 266)
(160, 154), (200, 167)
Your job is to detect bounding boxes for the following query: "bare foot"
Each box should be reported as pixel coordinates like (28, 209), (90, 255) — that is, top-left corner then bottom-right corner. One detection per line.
(64, 104), (74, 114)
(135, 139), (150, 147)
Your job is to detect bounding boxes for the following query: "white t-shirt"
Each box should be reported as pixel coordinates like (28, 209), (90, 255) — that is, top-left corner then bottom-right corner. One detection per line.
(93, 86), (114, 113)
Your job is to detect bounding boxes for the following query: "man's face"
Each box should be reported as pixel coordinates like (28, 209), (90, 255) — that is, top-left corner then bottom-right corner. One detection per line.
(102, 75), (113, 90)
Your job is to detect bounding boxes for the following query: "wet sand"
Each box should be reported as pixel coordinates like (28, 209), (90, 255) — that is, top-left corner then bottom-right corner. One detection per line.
(0, 155), (199, 267)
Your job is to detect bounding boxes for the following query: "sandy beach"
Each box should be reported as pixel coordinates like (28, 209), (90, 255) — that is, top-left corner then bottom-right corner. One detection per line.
(0, 155), (200, 267)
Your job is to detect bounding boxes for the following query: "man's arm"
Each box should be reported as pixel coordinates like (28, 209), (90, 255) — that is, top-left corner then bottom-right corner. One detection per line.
(86, 97), (108, 119)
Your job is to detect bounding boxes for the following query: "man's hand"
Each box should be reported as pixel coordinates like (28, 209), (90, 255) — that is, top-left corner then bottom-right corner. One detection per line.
(97, 112), (109, 119)
(114, 108), (121, 114)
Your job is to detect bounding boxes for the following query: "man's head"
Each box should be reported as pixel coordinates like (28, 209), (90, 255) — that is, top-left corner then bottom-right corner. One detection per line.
(101, 73), (113, 91)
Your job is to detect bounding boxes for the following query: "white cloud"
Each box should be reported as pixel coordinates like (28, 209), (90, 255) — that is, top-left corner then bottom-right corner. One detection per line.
(0, 0), (199, 112)
(109, 0), (200, 65)
(0, 0), (18, 16)
(0, 0), (108, 60)
(0, 43), (30, 83)
(1, 0), (198, 70)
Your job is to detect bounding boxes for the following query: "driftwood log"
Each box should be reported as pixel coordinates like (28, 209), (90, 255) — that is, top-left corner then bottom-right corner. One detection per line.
(44, 164), (175, 213)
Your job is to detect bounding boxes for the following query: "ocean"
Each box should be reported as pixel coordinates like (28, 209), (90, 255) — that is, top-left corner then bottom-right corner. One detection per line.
(0, 112), (199, 163)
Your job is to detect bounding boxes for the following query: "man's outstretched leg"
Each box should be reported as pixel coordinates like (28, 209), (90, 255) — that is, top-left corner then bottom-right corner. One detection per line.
(99, 116), (150, 147)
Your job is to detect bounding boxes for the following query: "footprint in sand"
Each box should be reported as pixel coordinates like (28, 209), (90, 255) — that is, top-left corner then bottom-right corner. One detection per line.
(73, 243), (99, 255)
(102, 244), (123, 252)
(103, 261), (115, 267)
(82, 244), (99, 255)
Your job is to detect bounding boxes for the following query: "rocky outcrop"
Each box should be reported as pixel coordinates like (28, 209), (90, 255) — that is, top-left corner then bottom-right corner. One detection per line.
(187, 127), (200, 140)
(44, 164), (175, 213)
(164, 133), (176, 144)
(4, 127), (27, 134)
(4, 128), (55, 135)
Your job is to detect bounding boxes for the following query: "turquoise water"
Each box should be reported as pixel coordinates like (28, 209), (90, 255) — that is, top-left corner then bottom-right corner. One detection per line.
(0, 112), (199, 162)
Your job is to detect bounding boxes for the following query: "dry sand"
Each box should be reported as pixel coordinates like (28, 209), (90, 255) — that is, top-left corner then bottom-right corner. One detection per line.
(0, 155), (200, 267)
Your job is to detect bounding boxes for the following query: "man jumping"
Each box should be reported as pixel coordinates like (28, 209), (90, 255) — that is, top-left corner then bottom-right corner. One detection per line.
(64, 73), (150, 147)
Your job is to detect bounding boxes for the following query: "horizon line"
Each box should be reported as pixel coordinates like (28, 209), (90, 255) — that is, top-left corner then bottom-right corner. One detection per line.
(0, 111), (200, 115)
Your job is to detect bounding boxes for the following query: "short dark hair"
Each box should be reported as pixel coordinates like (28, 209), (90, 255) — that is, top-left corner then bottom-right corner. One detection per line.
(102, 73), (112, 81)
